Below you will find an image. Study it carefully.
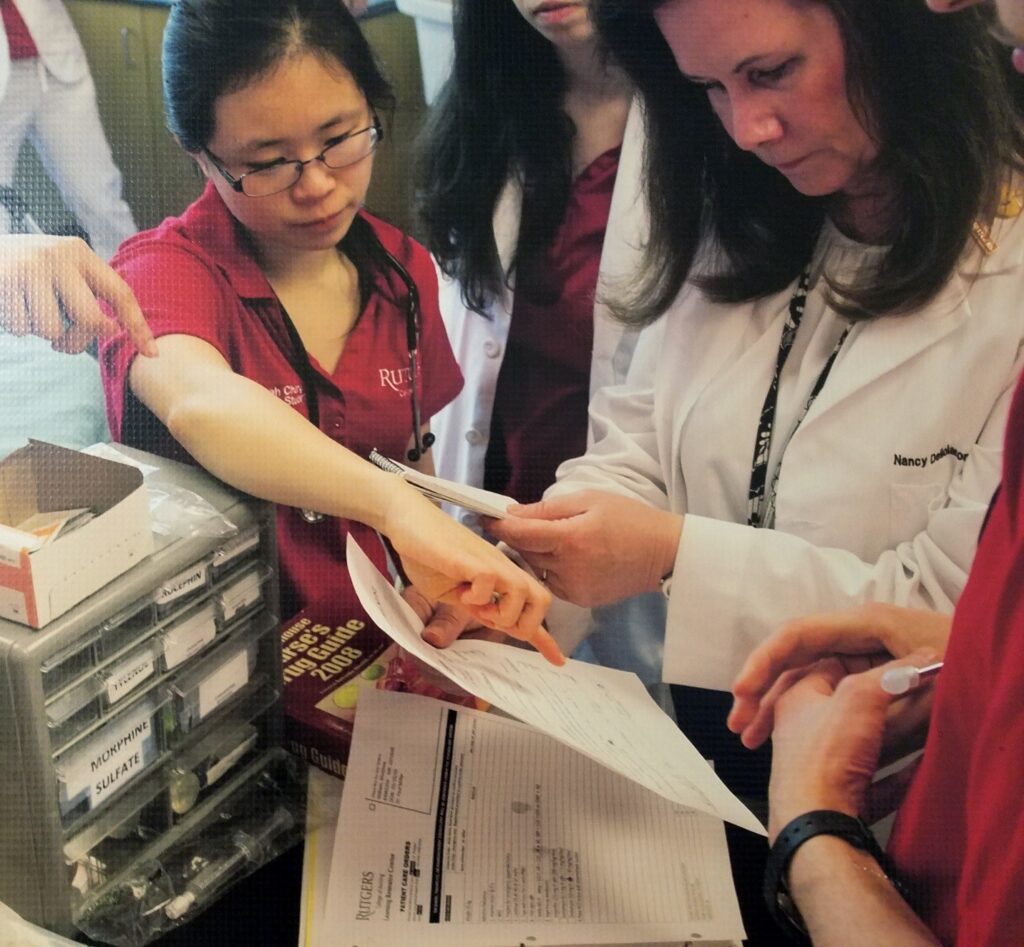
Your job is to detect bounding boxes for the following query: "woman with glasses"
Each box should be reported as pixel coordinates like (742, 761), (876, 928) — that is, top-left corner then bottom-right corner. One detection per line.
(96, 0), (559, 663)
(416, 0), (666, 689)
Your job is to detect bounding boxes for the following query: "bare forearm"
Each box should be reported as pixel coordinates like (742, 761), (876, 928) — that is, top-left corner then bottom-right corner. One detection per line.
(162, 372), (401, 529)
(787, 836), (939, 946)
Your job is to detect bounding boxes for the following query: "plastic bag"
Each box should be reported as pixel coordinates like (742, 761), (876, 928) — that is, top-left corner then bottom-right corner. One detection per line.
(0, 902), (80, 947)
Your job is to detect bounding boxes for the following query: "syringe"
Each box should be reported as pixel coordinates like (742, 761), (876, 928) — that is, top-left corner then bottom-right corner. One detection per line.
(164, 806), (295, 920)
(880, 661), (944, 695)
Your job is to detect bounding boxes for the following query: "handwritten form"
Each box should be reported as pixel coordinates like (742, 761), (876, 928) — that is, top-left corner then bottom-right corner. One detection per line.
(345, 536), (764, 836)
(320, 688), (745, 946)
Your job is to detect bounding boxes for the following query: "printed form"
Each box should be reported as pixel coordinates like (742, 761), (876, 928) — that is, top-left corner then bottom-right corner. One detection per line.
(321, 687), (745, 946)
(344, 536), (764, 835)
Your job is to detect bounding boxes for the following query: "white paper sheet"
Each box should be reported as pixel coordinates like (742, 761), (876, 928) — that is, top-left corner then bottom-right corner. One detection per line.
(298, 767), (344, 947)
(346, 536), (764, 837)
(322, 688), (745, 946)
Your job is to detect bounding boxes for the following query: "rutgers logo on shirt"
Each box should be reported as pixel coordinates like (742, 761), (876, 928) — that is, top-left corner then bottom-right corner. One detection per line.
(378, 365), (412, 398)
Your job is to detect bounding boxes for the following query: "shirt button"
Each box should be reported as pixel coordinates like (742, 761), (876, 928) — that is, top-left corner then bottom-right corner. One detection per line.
(465, 429), (484, 446)
(483, 339), (501, 358)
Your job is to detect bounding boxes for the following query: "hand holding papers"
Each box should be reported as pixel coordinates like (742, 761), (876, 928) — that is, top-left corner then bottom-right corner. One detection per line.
(346, 535), (764, 836)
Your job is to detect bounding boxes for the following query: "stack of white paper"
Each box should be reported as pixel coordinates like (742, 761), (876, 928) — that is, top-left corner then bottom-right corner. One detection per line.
(301, 539), (759, 946)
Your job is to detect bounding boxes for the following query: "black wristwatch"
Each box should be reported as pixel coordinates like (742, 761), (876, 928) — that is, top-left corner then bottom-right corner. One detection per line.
(764, 809), (905, 942)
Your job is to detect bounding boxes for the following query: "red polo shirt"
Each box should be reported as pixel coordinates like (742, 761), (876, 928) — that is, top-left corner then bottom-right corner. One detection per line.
(885, 371), (1024, 944)
(100, 183), (462, 618)
(484, 146), (619, 503)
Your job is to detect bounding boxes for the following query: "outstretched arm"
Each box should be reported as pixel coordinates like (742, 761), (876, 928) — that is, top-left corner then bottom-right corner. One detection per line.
(129, 334), (562, 663)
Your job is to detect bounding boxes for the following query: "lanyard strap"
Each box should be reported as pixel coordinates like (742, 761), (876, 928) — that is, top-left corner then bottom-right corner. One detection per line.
(746, 269), (850, 529)
(276, 302), (322, 430)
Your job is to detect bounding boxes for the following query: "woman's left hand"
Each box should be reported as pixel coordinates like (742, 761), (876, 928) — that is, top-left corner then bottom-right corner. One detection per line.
(484, 490), (683, 607)
(767, 648), (939, 840)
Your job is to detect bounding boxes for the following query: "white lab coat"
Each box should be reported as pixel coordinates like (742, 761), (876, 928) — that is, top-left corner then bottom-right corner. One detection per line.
(548, 210), (1024, 692)
(430, 100), (670, 688)
(0, 0), (89, 97)
(0, 0), (135, 259)
(432, 100), (657, 522)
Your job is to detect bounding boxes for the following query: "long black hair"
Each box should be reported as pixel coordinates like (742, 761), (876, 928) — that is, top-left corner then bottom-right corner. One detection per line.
(594, 0), (1024, 324)
(162, 0), (400, 309)
(414, 0), (577, 313)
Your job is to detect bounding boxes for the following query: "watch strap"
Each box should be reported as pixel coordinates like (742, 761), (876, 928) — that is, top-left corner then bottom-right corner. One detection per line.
(764, 809), (900, 941)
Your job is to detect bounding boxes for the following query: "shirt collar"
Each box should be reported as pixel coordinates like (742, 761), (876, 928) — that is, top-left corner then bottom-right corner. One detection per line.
(182, 182), (277, 302)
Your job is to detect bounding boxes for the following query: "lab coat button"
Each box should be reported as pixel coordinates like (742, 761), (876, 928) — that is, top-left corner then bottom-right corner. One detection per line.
(483, 339), (501, 358)
(466, 429), (484, 446)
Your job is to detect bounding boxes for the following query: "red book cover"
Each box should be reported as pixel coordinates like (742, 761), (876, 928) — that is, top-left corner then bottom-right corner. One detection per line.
(280, 577), (485, 778)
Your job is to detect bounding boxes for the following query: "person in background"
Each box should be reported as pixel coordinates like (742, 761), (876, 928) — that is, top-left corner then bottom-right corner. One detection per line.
(721, 0), (1024, 940)
(0, 0), (136, 259)
(99, 0), (558, 661)
(416, 0), (666, 690)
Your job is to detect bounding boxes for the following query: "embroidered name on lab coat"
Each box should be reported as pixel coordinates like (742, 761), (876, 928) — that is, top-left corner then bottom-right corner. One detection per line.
(894, 445), (968, 468)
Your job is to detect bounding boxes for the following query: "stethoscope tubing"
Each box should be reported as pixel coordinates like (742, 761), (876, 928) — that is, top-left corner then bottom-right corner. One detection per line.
(280, 234), (430, 524)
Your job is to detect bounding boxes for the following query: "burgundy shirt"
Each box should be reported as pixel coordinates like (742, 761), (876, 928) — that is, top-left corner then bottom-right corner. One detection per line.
(100, 183), (462, 619)
(1, 1), (38, 60)
(886, 373), (1024, 944)
(484, 147), (620, 503)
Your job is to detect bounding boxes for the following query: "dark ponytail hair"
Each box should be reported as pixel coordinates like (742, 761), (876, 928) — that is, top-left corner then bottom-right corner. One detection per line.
(594, 0), (1024, 324)
(163, 0), (401, 308)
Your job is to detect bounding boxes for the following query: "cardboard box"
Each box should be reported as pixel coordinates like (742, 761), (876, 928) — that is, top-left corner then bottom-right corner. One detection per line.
(281, 580), (485, 779)
(0, 441), (154, 627)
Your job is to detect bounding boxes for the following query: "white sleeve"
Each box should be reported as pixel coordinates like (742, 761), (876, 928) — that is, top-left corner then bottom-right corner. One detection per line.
(546, 380), (674, 512)
(663, 357), (1018, 691)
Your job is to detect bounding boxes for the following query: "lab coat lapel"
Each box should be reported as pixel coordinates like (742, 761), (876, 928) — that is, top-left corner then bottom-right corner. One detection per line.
(805, 206), (1024, 423)
(800, 268), (972, 425)
(592, 99), (648, 393)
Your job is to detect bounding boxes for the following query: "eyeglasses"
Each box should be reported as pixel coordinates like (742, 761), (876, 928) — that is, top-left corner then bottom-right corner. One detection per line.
(204, 119), (383, 198)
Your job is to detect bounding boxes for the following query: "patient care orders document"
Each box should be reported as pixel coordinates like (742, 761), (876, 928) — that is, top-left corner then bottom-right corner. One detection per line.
(322, 687), (745, 946)
(345, 536), (764, 836)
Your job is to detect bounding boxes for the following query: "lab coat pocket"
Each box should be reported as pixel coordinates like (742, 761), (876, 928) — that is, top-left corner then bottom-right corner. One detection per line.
(889, 479), (946, 542)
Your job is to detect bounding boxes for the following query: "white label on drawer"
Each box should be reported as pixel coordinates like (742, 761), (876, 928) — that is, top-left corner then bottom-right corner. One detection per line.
(163, 604), (217, 669)
(198, 649), (250, 719)
(221, 572), (262, 622)
(105, 651), (155, 703)
(62, 703), (153, 804)
(213, 530), (260, 567)
(156, 562), (208, 607)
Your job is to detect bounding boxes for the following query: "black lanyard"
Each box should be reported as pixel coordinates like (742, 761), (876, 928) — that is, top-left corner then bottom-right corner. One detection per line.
(277, 301), (323, 429)
(746, 269), (851, 529)
(268, 244), (433, 524)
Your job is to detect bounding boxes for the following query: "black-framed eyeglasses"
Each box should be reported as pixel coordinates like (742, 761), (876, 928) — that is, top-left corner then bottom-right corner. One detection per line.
(204, 119), (383, 198)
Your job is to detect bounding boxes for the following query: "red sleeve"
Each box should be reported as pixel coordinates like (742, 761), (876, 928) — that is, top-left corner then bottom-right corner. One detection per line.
(98, 243), (237, 442)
